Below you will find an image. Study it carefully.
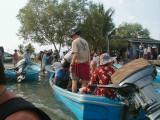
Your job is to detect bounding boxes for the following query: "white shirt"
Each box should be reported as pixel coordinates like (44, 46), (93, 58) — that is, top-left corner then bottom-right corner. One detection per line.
(147, 47), (151, 53)
(61, 51), (73, 64)
(24, 53), (31, 63)
(143, 48), (147, 55)
(52, 62), (62, 72)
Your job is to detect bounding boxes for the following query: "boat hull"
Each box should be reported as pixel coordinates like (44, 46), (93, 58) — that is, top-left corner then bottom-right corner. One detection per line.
(5, 62), (41, 81)
(49, 74), (147, 120)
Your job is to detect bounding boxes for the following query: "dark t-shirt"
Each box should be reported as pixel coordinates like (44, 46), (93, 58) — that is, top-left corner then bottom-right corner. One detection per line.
(0, 97), (51, 120)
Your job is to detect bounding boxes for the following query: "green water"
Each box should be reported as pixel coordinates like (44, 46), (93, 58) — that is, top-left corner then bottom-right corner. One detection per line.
(6, 75), (76, 120)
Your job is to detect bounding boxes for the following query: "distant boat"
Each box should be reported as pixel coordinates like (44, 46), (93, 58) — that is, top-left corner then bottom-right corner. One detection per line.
(3, 52), (13, 63)
(5, 59), (41, 82)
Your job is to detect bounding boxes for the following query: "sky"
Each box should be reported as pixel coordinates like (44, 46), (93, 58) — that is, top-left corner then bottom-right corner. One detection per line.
(0, 0), (160, 54)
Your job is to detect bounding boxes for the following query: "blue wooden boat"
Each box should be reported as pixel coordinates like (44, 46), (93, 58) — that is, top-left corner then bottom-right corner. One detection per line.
(155, 67), (160, 81)
(3, 57), (13, 63)
(5, 59), (41, 81)
(3, 52), (13, 63)
(49, 58), (160, 120)
(49, 73), (149, 120)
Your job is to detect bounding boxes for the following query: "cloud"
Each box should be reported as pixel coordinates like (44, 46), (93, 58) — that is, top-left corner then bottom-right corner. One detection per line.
(128, 16), (135, 20)
(118, 0), (124, 4)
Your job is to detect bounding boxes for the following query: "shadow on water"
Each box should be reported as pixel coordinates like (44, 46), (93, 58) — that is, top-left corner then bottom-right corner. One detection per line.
(6, 75), (76, 120)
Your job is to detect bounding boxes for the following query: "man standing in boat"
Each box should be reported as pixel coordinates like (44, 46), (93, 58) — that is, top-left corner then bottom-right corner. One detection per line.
(17, 49), (32, 82)
(70, 28), (90, 93)
(23, 49), (32, 71)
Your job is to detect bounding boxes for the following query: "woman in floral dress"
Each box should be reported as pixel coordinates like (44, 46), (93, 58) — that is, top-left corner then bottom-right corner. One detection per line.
(81, 53), (116, 100)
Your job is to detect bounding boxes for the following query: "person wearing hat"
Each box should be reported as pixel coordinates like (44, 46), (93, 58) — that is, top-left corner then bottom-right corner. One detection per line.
(24, 49), (31, 64)
(22, 49), (32, 71)
(16, 48), (32, 81)
(70, 28), (90, 93)
(53, 49), (60, 62)
(0, 59), (51, 120)
(13, 49), (19, 67)
(81, 53), (116, 100)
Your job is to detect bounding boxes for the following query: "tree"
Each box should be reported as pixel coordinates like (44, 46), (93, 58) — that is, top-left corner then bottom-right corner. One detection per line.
(108, 22), (151, 56)
(25, 43), (35, 55)
(18, 44), (24, 55)
(109, 38), (128, 56)
(115, 22), (150, 38)
(18, 43), (35, 56)
(17, 0), (88, 53)
(79, 3), (115, 54)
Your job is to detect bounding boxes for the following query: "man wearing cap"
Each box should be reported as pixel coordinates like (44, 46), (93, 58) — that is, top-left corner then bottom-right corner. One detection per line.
(21, 49), (31, 72)
(70, 29), (90, 93)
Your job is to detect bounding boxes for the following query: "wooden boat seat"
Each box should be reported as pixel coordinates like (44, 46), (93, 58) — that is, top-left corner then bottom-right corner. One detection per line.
(111, 58), (151, 84)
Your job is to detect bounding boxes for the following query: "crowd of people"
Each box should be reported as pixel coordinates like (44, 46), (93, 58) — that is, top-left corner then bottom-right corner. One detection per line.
(1, 28), (160, 119)
(34, 29), (117, 100)
(31, 29), (117, 99)
(7, 28), (160, 100)
(126, 43), (159, 61)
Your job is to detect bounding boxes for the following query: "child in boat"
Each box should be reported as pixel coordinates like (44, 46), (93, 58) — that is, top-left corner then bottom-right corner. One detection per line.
(52, 62), (70, 89)
(80, 53), (116, 100)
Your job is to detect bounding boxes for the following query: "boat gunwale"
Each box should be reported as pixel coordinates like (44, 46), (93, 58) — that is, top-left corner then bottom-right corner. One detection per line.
(49, 80), (123, 108)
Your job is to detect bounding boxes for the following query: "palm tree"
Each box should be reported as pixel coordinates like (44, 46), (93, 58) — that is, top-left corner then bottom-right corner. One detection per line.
(25, 43), (35, 55)
(18, 44), (24, 55)
(79, 3), (115, 54)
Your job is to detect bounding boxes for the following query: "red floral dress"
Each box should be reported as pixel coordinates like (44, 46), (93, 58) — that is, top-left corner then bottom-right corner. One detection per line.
(82, 66), (115, 99)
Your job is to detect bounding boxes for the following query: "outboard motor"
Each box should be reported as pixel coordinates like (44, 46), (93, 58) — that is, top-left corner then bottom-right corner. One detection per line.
(15, 59), (26, 82)
(15, 59), (25, 68)
(111, 58), (160, 120)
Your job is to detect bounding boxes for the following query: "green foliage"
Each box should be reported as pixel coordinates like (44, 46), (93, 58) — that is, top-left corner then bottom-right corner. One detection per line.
(18, 43), (35, 55)
(79, 3), (115, 53)
(17, 0), (88, 52)
(110, 38), (128, 51)
(25, 43), (35, 55)
(116, 22), (150, 38)
(18, 44), (24, 55)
